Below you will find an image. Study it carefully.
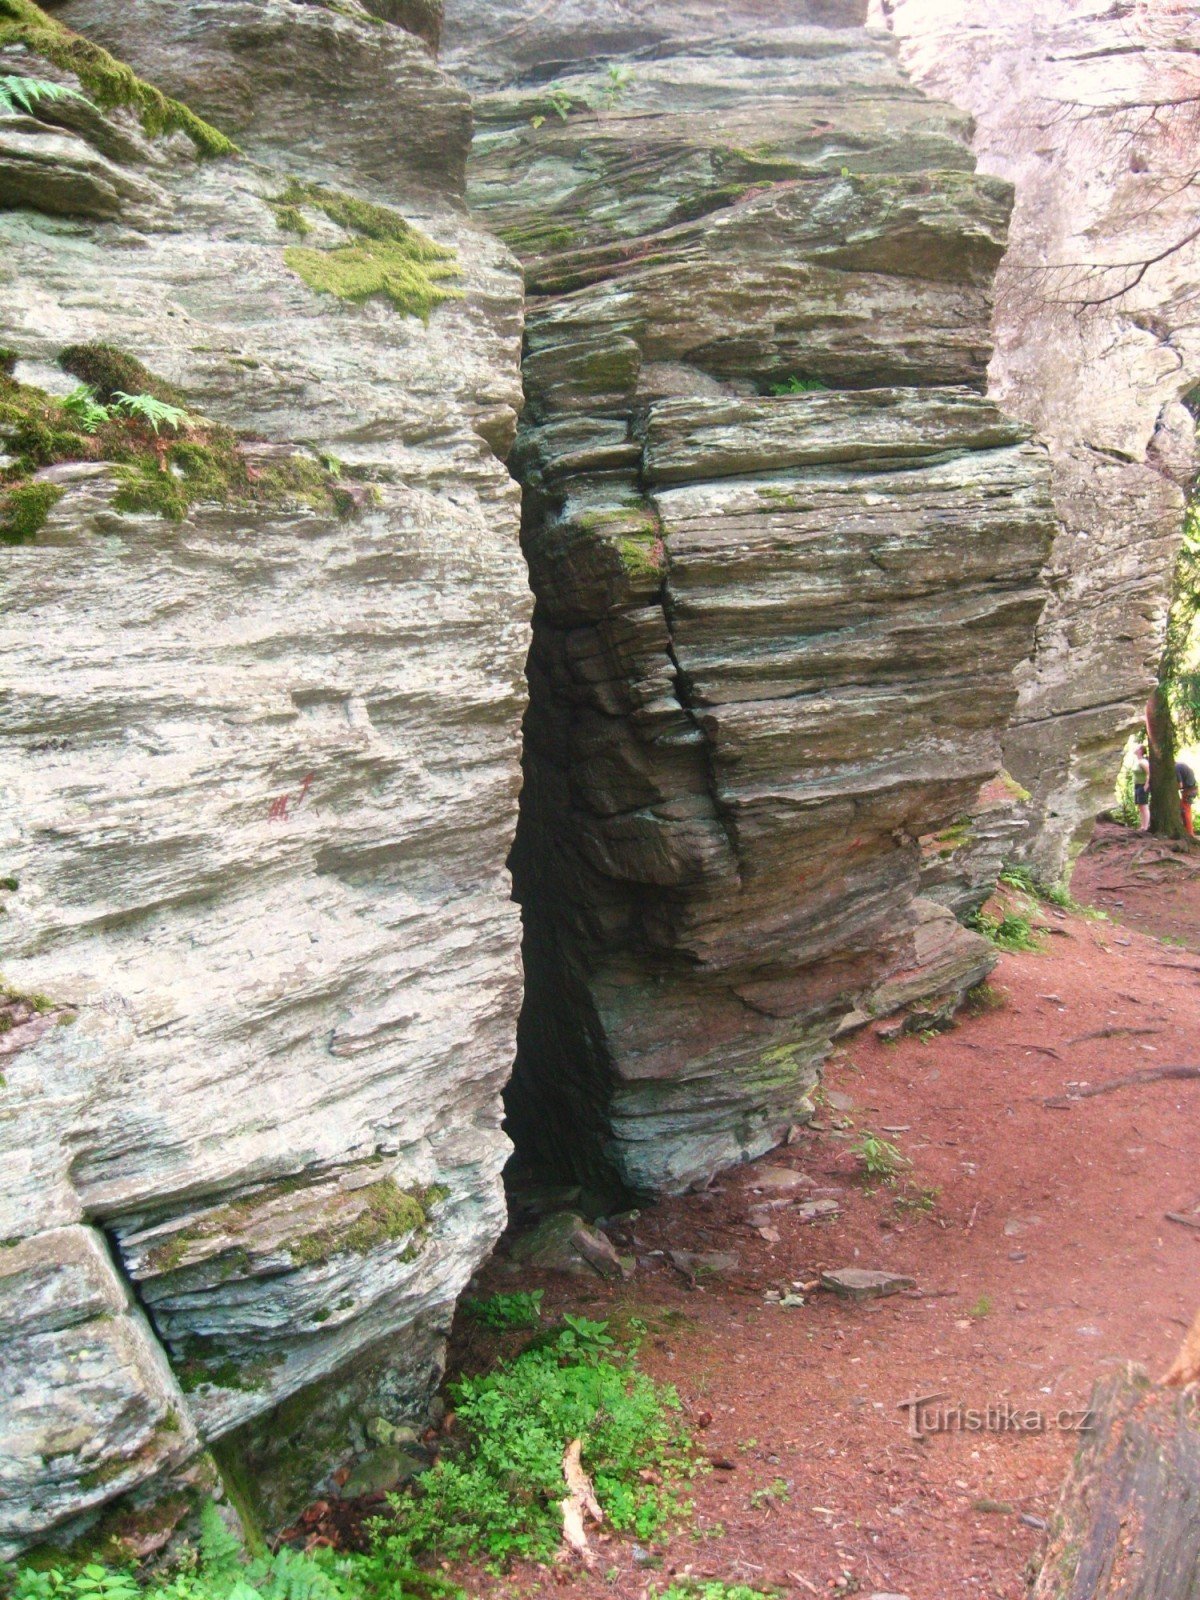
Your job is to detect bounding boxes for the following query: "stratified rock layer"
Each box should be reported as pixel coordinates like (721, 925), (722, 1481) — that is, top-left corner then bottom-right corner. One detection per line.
(883, 0), (1200, 876)
(1, 0), (527, 1554)
(451, 1), (1058, 1196)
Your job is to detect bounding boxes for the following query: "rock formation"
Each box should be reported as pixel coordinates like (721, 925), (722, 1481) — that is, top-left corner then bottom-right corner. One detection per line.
(881, 0), (1200, 877)
(447, 0), (1057, 1199)
(1, 0), (527, 1555)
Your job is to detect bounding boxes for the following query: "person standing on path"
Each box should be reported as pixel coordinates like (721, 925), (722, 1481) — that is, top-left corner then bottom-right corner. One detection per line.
(1134, 742), (1151, 830)
(1177, 758), (1198, 838)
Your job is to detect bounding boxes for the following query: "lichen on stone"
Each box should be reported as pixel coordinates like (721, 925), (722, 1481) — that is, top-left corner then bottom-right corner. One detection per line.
(0, 0), (237, 157)
(270, 178), (461, 321)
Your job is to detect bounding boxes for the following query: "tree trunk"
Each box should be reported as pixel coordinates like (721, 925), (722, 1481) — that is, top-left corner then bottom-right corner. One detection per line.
(1032, 1368), (1200, 1599)
(1147, 683), (1186, 837)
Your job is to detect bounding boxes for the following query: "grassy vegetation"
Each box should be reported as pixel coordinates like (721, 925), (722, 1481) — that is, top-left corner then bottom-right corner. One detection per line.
(0, 0), (236, 156)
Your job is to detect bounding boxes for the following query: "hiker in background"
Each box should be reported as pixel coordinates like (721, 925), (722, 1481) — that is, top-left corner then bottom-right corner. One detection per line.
(1177, 758), (1198, 838)
(1133, 742), (1150, 830)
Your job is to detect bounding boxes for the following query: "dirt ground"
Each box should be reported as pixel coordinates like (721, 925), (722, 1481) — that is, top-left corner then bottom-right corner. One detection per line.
(382, 823), (1200, 1599)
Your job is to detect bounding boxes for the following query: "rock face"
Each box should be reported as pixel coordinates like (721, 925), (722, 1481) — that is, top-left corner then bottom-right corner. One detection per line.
(881, 0), (1200, 878)
(1, 0), (527, 1555)
(448, 0), (1057, 1198)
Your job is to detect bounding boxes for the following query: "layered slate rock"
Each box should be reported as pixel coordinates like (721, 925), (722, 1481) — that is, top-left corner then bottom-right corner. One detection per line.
(885, 0), (1200, 877)
(451, 0), (1057, 1195)
(1, 0), (527, 1554)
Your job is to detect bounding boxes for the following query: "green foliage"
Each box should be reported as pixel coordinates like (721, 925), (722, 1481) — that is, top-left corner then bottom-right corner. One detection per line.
(270, 179), (461, 322)
(8, 1500), (454, 1600)
(0, 480), (63, 543)
(529, 85), (575, 128)
(852, 1132), (907, 1180)
(747, 1477), (790, 1509)
(61, 384), (112, 433)
(599, 64), (633, 108)
(0, 0), (236, 156)
(0, 73), (87, 115)
(969, 908), (1043, 953)
(968, 1293), (994, 1319)
(110, 392), (191, 435)
(0, 347), (16, 379)
(370, 1320), (691, 1568)
(768, 375), (829, 395)
(462, 1290), (543, 1330)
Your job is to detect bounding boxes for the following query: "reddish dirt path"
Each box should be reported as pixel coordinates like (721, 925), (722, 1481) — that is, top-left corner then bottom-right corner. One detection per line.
(445, 842), (1200, 1600)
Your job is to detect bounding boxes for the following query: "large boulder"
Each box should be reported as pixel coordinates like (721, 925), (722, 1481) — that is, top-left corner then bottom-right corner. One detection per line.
(1, 0), (527, 1553)
(450, 2), (1057, 1197)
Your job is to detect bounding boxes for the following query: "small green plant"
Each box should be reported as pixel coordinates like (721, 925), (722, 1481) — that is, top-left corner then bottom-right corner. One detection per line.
(529, 85), (575, 128)
(0, 72), (88, 116)
(893, 1184), (939, 1215)
(968, 1293), (994, 1319)
(462, 1290), (544, 1330)
(853, 1132), (907, 1180)
(599, 64), (632, 107)
(747, 1476), (791, 1509)
(110, 392), (191, 435)
(60, 384), (112, 433)
(969, 908), (1043, 953)
(768, 375), (829, 395)
(555, 1312), (616, 1356)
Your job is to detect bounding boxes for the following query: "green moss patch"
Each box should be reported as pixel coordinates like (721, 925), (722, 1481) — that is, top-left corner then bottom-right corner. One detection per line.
(0, 0), (236, 156)
(0, 480), (63, 543)
(1, 359), (354, 537)
(59, 341), (182, 406)
(287, 1180), (444, 1267)
(270, 178), (461, 321)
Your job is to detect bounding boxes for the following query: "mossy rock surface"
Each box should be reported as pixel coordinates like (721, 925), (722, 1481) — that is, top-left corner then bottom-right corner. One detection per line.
(0, 0), (236, 156)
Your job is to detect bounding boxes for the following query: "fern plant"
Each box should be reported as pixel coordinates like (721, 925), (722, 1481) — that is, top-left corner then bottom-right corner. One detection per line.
(0, 74), (88, 117)
(60, 384), (112, 433)
(111, 392), (191, 434)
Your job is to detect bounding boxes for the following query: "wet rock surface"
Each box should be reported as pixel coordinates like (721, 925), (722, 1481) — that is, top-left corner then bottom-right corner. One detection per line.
(451, 0), (1056, 1199)
(1, 0), (527, 1554)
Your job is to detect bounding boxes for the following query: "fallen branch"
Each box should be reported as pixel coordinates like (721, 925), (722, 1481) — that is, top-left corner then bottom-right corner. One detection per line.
(1043, 1065), (1200, 1106)
(558, 1438), (603, 1567)
(1165, 1212), (1200, 1233)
